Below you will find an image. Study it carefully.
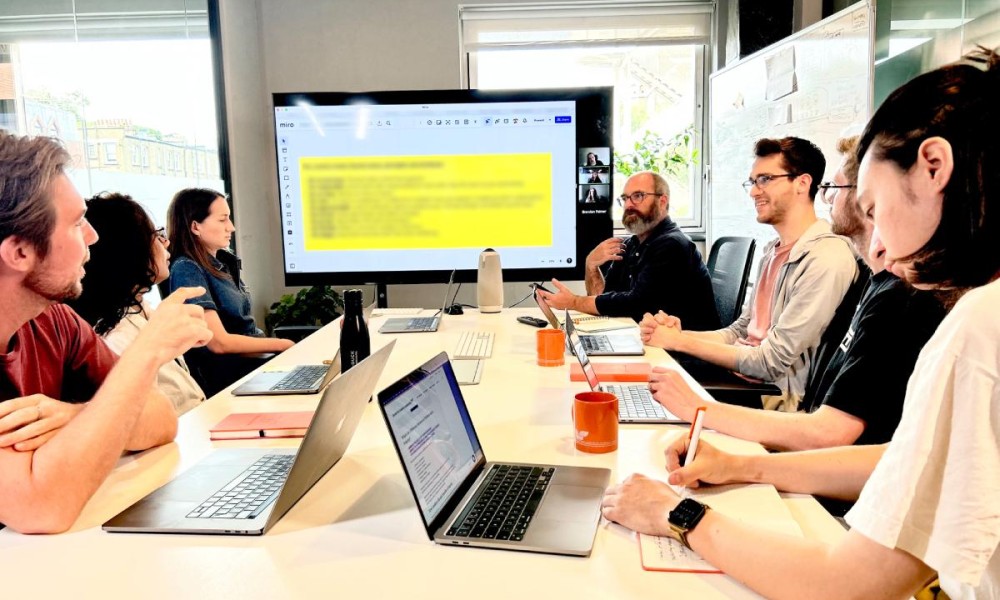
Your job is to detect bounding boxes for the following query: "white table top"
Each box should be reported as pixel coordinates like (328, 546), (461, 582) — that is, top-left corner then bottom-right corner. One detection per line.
(0, 309), (846, 598)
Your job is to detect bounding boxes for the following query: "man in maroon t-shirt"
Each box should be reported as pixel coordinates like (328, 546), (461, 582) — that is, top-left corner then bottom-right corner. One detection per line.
(0, 132), (213, 533)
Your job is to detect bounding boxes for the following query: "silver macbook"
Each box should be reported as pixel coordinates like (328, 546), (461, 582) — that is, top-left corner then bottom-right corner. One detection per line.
(532, 288), (643, 356)
(103, 341), (395, 535)
(378, 352), (610, 556)
(231, 303), (374, 396)
(567, 314), (684, 424)
(231, 350), (340, 396)
(379, 271), (455, 334)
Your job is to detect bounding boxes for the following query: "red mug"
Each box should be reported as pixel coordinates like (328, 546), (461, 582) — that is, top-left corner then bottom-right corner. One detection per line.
(536, 328), (566, 366)
(572, 391), (618, 453)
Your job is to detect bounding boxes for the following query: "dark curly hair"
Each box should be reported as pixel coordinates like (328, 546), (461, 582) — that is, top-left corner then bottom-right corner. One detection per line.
(67, 192), (159, 335)
(858, 47), (1000, 290)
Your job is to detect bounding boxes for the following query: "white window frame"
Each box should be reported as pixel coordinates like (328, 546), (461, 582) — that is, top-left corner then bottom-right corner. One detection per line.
(460, 1), (715, 232)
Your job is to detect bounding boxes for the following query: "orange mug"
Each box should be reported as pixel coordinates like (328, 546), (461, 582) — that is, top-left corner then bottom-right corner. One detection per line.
(572, 391), (618, 453)
(536, 328), (566, 366)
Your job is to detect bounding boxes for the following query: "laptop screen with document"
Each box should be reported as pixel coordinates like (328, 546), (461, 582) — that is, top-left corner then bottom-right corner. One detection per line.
(380, 358), (484, 526)
(566, 314), (600, 390)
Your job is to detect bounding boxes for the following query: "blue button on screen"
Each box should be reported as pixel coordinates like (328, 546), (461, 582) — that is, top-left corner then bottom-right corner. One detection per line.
(555, 116), (572, 123)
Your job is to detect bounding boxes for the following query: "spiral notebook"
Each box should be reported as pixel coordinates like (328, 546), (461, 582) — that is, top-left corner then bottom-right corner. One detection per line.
(556, 312), (637, 333)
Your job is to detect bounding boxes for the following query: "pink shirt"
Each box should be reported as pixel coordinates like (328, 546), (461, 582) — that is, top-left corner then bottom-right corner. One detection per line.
(740, 241), (795, 347)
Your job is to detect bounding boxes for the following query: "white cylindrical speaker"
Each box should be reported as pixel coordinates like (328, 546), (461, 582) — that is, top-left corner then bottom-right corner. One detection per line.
(477, 248), (503, 313)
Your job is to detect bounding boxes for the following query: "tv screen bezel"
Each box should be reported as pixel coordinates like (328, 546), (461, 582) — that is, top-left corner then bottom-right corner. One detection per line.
(271, 86), (613, 286)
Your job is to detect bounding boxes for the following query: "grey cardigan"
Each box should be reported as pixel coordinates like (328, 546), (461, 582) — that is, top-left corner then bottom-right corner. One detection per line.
(718, 219), (859, 411)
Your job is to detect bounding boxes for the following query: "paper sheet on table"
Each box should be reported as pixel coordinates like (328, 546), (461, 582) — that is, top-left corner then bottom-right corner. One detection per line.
(638, 483), (803, 572)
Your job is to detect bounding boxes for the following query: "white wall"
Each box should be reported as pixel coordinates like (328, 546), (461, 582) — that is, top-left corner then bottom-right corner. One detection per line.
(217, 0), (712, 320)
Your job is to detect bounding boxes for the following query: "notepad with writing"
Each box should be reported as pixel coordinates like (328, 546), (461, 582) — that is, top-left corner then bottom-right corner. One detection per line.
(638, 484), (803, 573)
(569, 361), (651, 382)
(209, 411), (314, 440)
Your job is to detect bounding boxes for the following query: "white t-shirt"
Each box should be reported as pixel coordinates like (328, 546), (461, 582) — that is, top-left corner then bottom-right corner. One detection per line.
(846, 279), (1000, 600)
(103, 302), (206, 415)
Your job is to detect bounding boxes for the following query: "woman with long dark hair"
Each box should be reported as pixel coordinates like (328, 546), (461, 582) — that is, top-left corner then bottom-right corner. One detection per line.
(165, 188), (292, 395)
(68, 192), (205, 414)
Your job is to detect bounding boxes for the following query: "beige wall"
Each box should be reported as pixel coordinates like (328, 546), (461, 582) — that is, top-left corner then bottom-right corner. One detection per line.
(216, 0), (718, 320)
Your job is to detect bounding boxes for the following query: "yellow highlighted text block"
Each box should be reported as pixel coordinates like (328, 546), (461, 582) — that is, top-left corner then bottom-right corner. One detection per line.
(300, 153), (552, 251)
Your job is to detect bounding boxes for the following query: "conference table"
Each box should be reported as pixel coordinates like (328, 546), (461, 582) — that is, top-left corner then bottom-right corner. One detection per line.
(0, 309), (847, 599)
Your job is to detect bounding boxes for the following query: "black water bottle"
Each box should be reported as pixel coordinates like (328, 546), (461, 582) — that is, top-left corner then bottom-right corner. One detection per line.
(340, 289), (370, 372)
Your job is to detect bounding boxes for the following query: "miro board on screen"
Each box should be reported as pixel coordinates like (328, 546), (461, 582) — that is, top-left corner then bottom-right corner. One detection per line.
(273, 88), (613, 286)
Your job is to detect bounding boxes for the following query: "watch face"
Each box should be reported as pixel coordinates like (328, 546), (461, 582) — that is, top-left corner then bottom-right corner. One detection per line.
(669, 498), (707, 529)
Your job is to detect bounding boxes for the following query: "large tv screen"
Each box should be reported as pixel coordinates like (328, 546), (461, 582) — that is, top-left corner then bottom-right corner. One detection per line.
(272, 87), (613, 286)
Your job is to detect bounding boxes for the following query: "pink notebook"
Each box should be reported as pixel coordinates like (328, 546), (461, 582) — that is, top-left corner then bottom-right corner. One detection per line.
(209, 411), (314, 440)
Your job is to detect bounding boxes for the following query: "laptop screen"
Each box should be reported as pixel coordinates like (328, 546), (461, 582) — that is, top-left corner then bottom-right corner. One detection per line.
(381, 357), (483, 526)
(566, 316), (600, 391)
(533, 288), (561, 329)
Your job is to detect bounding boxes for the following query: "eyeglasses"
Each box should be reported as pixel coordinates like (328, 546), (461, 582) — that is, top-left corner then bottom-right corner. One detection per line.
(741, 173), (798, 192)
(616, 191), (660, 207)
(154, 227), (168, 244)
(817, 182), (857, 205)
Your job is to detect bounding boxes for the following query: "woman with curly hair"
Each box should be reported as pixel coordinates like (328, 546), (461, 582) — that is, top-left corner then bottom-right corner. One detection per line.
(68, 192), (205, 414)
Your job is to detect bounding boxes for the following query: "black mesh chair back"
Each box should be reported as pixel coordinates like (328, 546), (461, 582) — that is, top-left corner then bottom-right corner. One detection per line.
(706, 236), (756, 326)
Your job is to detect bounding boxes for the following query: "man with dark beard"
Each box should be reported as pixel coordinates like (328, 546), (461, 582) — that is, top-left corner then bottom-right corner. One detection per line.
(537, 171), (719, 330)
(0, 132), (212, 533)
(642, 138), (946, 464)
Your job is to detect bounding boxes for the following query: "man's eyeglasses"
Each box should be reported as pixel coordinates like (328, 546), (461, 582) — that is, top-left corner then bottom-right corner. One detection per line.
(154, 227), (168, 243)
(817, 182), (857, 205)
(741, 173), (798, 192)
(616, 191), (660, 207)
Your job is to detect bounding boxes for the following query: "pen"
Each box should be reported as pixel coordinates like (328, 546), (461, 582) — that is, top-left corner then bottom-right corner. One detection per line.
(683, 407), (707, 467)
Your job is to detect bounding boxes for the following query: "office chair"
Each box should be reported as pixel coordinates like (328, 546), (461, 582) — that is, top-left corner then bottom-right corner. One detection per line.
(706, 236), (756, 326)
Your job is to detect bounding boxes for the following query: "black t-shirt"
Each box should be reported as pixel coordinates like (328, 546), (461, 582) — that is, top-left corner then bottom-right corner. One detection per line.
(594, 218), (720, 330)
(807, 270), (947, 445)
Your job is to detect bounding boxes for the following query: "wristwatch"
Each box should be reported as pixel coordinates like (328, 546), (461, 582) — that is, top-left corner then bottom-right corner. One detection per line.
(667, 498), (710, 548)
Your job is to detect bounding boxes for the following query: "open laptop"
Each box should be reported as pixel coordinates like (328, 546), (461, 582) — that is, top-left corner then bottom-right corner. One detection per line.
(567, 315), (684, 424)
(231, 302), (376, 396)
(378, 352), (610, 556)
(103, 341), (395, 535)
(533, 288), (643, 356)
(231, 350), (340, 396)
(379, 271), (455, 334)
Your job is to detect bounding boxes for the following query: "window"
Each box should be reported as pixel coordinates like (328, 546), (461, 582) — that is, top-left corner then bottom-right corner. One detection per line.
(462, 2), (713, 231)
(0, 1), (223, 230)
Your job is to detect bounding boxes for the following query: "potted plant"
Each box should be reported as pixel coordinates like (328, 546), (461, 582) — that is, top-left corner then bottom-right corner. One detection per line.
(613, 126), (699, 179)
(265, 285), (344, 341)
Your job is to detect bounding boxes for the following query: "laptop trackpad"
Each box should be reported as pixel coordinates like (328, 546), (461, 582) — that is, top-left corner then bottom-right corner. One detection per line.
(534, 484), (602, 523)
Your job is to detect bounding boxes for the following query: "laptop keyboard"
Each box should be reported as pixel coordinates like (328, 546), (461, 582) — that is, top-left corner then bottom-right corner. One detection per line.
(605, 383), (672, 421)
(581, 335), (612, 353)
(453, 330), (495, 359)
(446, 465), (553, 542)
(407, 317), (437, 330)
(186, 454), (295, 519)
(271, 365), (329, 391)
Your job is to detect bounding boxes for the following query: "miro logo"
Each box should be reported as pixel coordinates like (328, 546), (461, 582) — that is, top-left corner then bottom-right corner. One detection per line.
(278, 122), (295, 128)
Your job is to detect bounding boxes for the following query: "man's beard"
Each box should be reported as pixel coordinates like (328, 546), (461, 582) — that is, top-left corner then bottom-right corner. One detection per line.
(623, 207), (660, 235)
(831, 202), (865, 239)
(25, 266), (84, 303)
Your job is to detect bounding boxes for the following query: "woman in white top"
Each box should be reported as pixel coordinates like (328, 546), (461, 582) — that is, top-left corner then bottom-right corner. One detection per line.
(68, 192), (205, 414)
(602, 48), (1000, 599)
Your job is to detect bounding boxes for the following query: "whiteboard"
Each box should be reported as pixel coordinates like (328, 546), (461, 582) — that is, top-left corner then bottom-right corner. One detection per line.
(708, 1), (872, 251)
